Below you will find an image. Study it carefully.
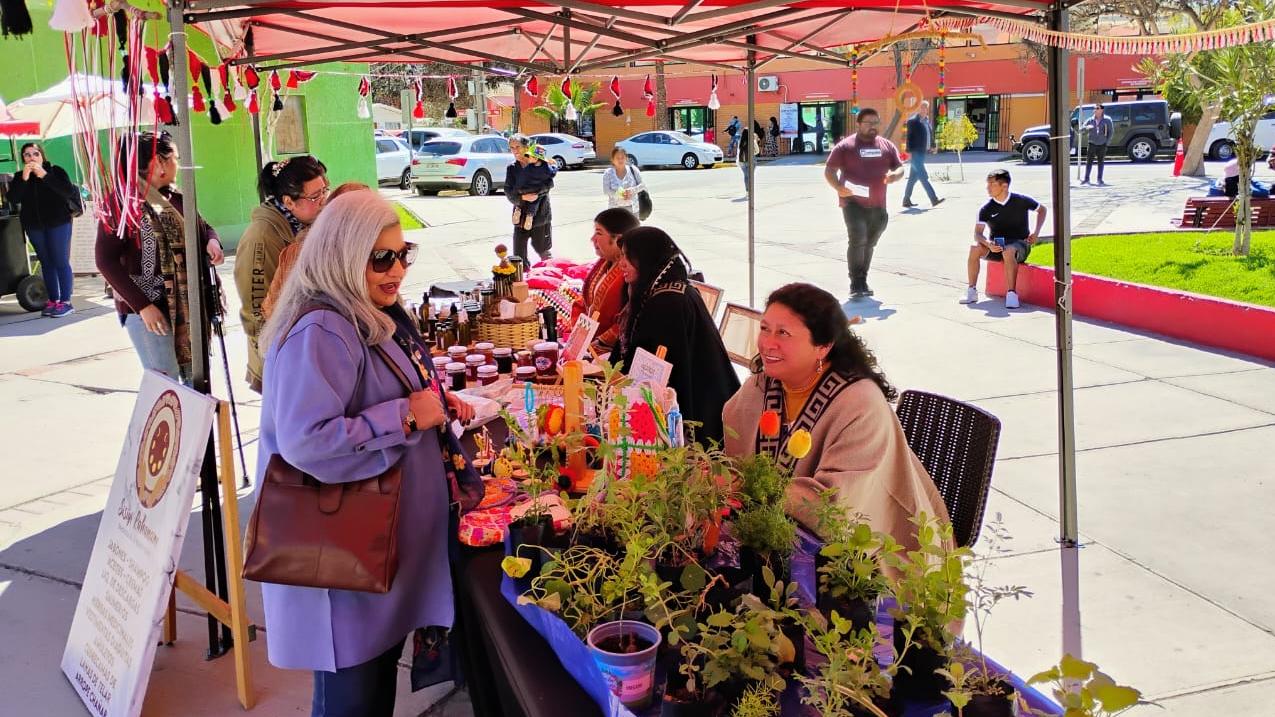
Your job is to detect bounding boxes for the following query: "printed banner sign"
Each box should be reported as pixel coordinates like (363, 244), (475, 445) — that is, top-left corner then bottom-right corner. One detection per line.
(62, 372), (215, 717)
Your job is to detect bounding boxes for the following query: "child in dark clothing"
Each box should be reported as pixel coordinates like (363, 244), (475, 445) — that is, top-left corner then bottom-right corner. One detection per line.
(510, 142), (557, 231)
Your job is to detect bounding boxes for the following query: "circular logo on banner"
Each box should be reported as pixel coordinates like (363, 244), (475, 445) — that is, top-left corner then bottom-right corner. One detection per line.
(136, 390), (183, 508)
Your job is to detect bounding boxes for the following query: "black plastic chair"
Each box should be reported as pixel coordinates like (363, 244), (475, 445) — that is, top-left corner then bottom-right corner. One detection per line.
(895, 389), (1002, 548)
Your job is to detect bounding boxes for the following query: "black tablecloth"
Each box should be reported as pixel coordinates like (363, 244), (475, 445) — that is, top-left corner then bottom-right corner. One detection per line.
(455, 547), (599, 717)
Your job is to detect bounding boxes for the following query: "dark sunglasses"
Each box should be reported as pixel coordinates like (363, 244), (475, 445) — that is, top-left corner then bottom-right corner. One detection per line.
(369, 244), (419, 273)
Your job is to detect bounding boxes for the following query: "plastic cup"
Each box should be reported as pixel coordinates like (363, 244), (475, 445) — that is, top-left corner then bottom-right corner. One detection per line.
(585, 620), (662, 710)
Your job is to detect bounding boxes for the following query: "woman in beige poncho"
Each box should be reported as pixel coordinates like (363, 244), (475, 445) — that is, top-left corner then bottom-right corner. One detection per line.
(722, 282), (949, 551)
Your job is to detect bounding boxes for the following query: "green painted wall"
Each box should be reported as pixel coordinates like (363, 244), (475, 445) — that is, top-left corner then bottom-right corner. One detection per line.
(1, 3), (374, 250)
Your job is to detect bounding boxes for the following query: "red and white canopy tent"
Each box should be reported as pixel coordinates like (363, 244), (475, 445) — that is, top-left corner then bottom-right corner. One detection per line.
(165, 0), (1087, 664)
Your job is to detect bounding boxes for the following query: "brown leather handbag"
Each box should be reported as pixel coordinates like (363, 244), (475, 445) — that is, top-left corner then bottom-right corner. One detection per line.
(243, 318), (415, 594)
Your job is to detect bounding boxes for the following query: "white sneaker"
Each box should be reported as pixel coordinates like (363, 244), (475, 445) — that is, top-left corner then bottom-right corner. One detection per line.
(1005, 290), (1020, 309)
(959, 286), (978, 304)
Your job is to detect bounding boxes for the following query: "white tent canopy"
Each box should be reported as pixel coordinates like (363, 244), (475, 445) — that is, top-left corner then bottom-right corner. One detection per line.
(4, 73), (157, 140)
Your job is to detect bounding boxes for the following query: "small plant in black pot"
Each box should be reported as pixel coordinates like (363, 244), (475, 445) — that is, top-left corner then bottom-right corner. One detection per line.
(798, 609), (893, 717)
(661, 588), (792, 717)
(885, 513), (972, 706)
(1026, 654), (1147, 717)
(816, 517), (900, 633)
(937, 515), (1033, 716)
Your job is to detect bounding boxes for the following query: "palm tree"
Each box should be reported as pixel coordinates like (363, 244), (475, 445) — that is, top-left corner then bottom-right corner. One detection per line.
(530, 79), (605, 136)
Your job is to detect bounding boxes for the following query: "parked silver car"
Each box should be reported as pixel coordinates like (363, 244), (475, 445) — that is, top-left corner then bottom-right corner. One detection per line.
(411, 134), (513, 196)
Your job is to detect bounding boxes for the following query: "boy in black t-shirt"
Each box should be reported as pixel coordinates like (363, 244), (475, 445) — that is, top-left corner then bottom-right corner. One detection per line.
(961, 169), (1047, 309)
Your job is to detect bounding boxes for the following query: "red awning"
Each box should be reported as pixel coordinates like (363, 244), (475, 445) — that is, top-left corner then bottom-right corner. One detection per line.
(187, 0), (1049, 74)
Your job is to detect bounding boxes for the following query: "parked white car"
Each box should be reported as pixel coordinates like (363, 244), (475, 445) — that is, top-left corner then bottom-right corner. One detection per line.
(411, 134), (513, 197)
(374, 136), (413, 190)
(529, 133), (596, 170)
(1206, 111), (1275, 161)
(614, 131), (723, 169)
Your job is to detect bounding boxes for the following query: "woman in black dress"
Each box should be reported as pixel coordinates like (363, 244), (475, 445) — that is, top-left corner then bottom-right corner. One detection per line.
(616, 226), (739, 445)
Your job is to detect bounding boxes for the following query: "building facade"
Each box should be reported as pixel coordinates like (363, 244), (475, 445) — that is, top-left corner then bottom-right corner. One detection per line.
(574, 42), (1157, 158)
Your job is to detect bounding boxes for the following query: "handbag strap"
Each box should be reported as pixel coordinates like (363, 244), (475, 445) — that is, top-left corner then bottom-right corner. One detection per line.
(370, 342), (415, 396)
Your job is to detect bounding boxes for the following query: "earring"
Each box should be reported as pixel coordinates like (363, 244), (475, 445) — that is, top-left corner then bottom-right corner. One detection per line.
(815, 358), (824, 374)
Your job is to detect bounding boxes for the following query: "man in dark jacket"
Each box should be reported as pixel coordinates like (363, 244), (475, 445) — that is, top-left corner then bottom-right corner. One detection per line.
(902, 101), (943, 209)
(504, 134), (556, 262)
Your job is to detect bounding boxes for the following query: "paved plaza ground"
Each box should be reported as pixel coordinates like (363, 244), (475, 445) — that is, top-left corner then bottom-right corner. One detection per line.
(2, 152), (1273, 716)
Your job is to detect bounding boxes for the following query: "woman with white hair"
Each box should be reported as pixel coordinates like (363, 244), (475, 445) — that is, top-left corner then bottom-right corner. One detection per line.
(255, 191), (478, 715)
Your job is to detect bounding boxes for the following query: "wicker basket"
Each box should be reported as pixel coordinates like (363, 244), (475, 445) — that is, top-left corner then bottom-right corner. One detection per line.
(476, 315), (541, 349)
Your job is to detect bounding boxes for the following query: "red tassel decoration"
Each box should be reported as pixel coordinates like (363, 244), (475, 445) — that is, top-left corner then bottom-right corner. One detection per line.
(244, 65), (260, 89)
(560, 77), (572, 98)
(447, 75), (459, 99)
(272, 92), (283, 112)
(645, 98), (656, 117)
(525, 76), (539, 97)
(413, 100), (425, 119)
(642, 74), (653, 98)
(269, 70), (282, 92)
(187, 49), (202, 82)
(286, 70), (300, 89)
(222, 88), (237, 113)
(293, 70), (316, 85)
(192, 85), (205, 112)
(248, 90), (259, 115)
(218, 63), (230, 92)
(609, 75), (620, 98)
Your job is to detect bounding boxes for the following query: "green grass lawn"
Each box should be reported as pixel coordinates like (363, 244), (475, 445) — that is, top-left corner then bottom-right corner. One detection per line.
(1028, 230), (1275, 308)
(394, 202), (425, 231)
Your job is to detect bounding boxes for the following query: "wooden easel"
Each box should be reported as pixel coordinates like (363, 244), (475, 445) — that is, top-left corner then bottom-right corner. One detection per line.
(162, 401), (256, 710)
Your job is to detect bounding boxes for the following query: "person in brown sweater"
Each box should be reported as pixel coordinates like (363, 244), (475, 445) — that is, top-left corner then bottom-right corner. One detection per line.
(233, 155), (327, 392)
(261, 181), (371, 321)
(721, 283), (949, 551)
(94, 131), (224, 382)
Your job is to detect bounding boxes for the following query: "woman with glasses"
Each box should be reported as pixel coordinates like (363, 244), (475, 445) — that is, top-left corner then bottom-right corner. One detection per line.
(255, 190), (477, 716)
(234, 155), (328, 392)
(94, 131), (225, 382)
(8, 143), (81, 317)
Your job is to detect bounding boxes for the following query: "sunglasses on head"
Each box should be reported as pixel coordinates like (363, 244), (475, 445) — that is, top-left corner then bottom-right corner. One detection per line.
(369, 244), (419, 273)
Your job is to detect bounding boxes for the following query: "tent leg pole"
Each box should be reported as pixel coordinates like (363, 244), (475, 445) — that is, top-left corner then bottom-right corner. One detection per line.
(1048, 0), (1082, 661)
(247, 31), (266, 201)
(169, 0), (232, 658)
(746, 38), (756, 308)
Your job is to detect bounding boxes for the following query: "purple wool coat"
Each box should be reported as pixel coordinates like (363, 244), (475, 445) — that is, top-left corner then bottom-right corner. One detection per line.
(254, 308), (453, 672)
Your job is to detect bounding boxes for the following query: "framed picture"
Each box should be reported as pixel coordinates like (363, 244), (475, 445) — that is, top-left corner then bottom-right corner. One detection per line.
(273, 96), (309, 156)
(690, 280), (724, 318)
(718, 302), (762, 367)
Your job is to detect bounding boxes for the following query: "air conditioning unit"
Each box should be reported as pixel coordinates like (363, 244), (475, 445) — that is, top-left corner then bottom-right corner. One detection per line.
(757, 76), (779, 92)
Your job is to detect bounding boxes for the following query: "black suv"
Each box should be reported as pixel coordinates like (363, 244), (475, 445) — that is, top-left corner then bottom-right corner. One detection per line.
(1014, 100), (1182, 165)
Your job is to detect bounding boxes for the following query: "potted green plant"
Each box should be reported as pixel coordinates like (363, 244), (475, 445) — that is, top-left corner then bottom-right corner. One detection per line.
(662, 589), (792, 716)
(816, 517), (900, 633)
(797, 609), (894, 717)
(936, 515), (1032, 717)
(886, 513), (972, 705)
(730, 683), (780, 717)
(731, 453), (797, 589)
(1026, 654), (1146, 717)
(516, 543), (646, 638)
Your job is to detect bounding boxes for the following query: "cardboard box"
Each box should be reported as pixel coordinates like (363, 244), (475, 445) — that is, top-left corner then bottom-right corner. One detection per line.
(514, 301), (538, 319)
(511, 281), (530, 303)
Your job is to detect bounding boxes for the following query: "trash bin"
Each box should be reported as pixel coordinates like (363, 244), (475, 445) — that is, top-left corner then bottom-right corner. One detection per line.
(0, 205), (48, 312)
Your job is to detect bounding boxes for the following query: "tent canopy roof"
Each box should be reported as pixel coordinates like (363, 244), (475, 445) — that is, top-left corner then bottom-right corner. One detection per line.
(186, 0), (1055, 75)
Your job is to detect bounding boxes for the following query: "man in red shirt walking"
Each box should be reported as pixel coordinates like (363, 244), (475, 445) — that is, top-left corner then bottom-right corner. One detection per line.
(823, 108), (905, 299)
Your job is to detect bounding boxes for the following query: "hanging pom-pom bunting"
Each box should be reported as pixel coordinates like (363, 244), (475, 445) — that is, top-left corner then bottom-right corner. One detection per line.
(272, 91), (284, 112)
(525, 75), (539, 97)
(269, 69), (282, 92)
(357, 75), (371, 119)
(645, 97), (655, 117)
(187, 50), (203, 82)
(244, 65), (260, 89)
(413, 78), (425, 119)
(248, 90), (259, 115)
(642, 74), (653, 98)
(612, 99), (624, 117)
(192, 85), (206, 113)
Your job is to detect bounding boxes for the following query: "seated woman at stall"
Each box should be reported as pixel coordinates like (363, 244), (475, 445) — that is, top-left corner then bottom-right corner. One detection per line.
(571, 207), (640, 353)
(616, 226), (738, 444)
(721, 282), (949, 550)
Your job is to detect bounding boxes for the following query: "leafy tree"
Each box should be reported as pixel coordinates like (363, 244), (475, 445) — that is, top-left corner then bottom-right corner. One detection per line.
(1146, 0), (1275, 255)
(937, 115), (979, 180)
(530, 79), (605, 136)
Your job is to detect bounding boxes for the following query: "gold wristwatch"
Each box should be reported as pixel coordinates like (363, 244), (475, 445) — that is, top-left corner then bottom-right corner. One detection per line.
(404, 409), (419, 434)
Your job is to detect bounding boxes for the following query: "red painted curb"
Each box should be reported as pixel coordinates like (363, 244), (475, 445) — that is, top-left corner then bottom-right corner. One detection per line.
(986, 264), (1275, 362)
